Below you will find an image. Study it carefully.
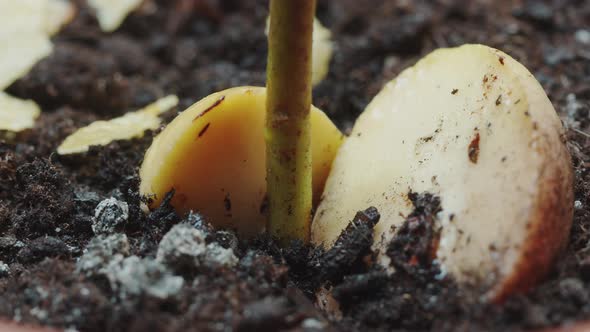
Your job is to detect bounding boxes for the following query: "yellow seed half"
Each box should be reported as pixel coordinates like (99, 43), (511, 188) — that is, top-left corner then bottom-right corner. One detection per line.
(139, 86), (344, 237)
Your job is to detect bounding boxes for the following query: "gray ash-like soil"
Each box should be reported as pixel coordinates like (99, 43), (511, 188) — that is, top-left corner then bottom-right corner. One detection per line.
(1, 0), (590, 331)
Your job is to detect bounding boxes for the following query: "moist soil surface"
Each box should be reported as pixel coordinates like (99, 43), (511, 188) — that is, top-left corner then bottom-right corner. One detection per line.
(1, 0), (590, 331)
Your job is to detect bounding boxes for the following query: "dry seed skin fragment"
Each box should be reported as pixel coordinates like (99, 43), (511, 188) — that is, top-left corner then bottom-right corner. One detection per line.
(312, 44), (573, 302)
(0, 34), (52, 91)
(0, 92), (41, 132)
(140, 87), (344, 237)
(0, 0), (75, 90)
(44, 0), (76, 35)
(88, 0), (143, 32)
(266, 17), (333, 86)
(57, 95), (178, 155)
(0, 0), (74, 132)
(311, 18), (333, 86)
(0, 0), (75, 36)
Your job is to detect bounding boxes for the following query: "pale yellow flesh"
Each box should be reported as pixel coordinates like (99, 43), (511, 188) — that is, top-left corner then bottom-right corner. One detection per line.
(0, 92), (41, 131)
(312, 45), (571, 298)
(140, 87), (344, 237)
(88, 0), (143, 32)
(57, 95), (179, 155)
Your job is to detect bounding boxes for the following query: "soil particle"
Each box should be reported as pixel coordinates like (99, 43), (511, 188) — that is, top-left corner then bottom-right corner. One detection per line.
(0, 261), (9, 277)
(204, 242), (238, 268)
(368, 12), (432, 55)
(12, 159), (74, 239)
(0, 236), (17, 249)
(7, 44), (134, 115)
(387, 192), (441, 275)
(75, 234), (130, 278)
(74, 189), (102, 215)
(332, 270), (390, 304)
(513, 2), (554, 27)
(558, 278), (588, 306)
(92, 198), (129, 234)
(105, 255), (184, 300)
(543, 46), (576, 66)
(566, 93), (589, 128)
(319, 207), (380, 282)
(137, 190), (183, 256)
(214, 230), (239, 252)
(156, 223), (207, 274)
(16, 236), (72, 264)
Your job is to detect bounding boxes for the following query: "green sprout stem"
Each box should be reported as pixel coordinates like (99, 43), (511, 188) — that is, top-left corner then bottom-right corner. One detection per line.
(266, 0), (316, 243)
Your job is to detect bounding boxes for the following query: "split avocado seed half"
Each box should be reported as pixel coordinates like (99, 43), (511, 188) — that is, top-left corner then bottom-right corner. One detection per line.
(140, 86), (344, 237)
(139, 44), (573, 302)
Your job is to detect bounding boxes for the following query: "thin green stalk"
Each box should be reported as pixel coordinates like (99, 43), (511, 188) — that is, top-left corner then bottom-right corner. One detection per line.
(266, 0), (316, 243)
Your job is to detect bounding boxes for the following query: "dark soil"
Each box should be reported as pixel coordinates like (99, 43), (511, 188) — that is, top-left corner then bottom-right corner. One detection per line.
(1, 0), (590, 331)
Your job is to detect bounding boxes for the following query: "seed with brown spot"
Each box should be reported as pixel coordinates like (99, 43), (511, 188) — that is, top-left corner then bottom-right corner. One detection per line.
(499, 56), (505, 65)
(259, 194), (269, 215)
(224, 193), (232, 212)
(451, 89), (459, 95)
(193, 95), (225, 122)
(197, 123), (210, 138)
(495, 95), (502, 106)
(468, 133), (480, 164)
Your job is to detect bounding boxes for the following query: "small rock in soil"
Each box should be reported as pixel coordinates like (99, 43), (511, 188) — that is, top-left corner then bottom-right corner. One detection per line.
(544, 47), (575, 66)
(76, 233), (130, 278)
(301, 317), (327, 330)
(187, 211), (214, 235)
(205, 243), (238, 268)
(106, 256), (184, 300)
(214, 230), (239, 251)
(92, 197), (129, 234)
(74, 189), (101, 215)
(575, 29), (590, 45)
(319, 207), (380, 282)
(559, 277), (588, 305)
(524, 304), (549, 327)
(0, 235), (16, 249)
(237, 296), (295, 332)
(0, 261), (9, 277)
(156, 223), (207, 272)
(566, 94), (589, 126)
(17, 236), (71, 264)
(513, 2), (554, 26)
